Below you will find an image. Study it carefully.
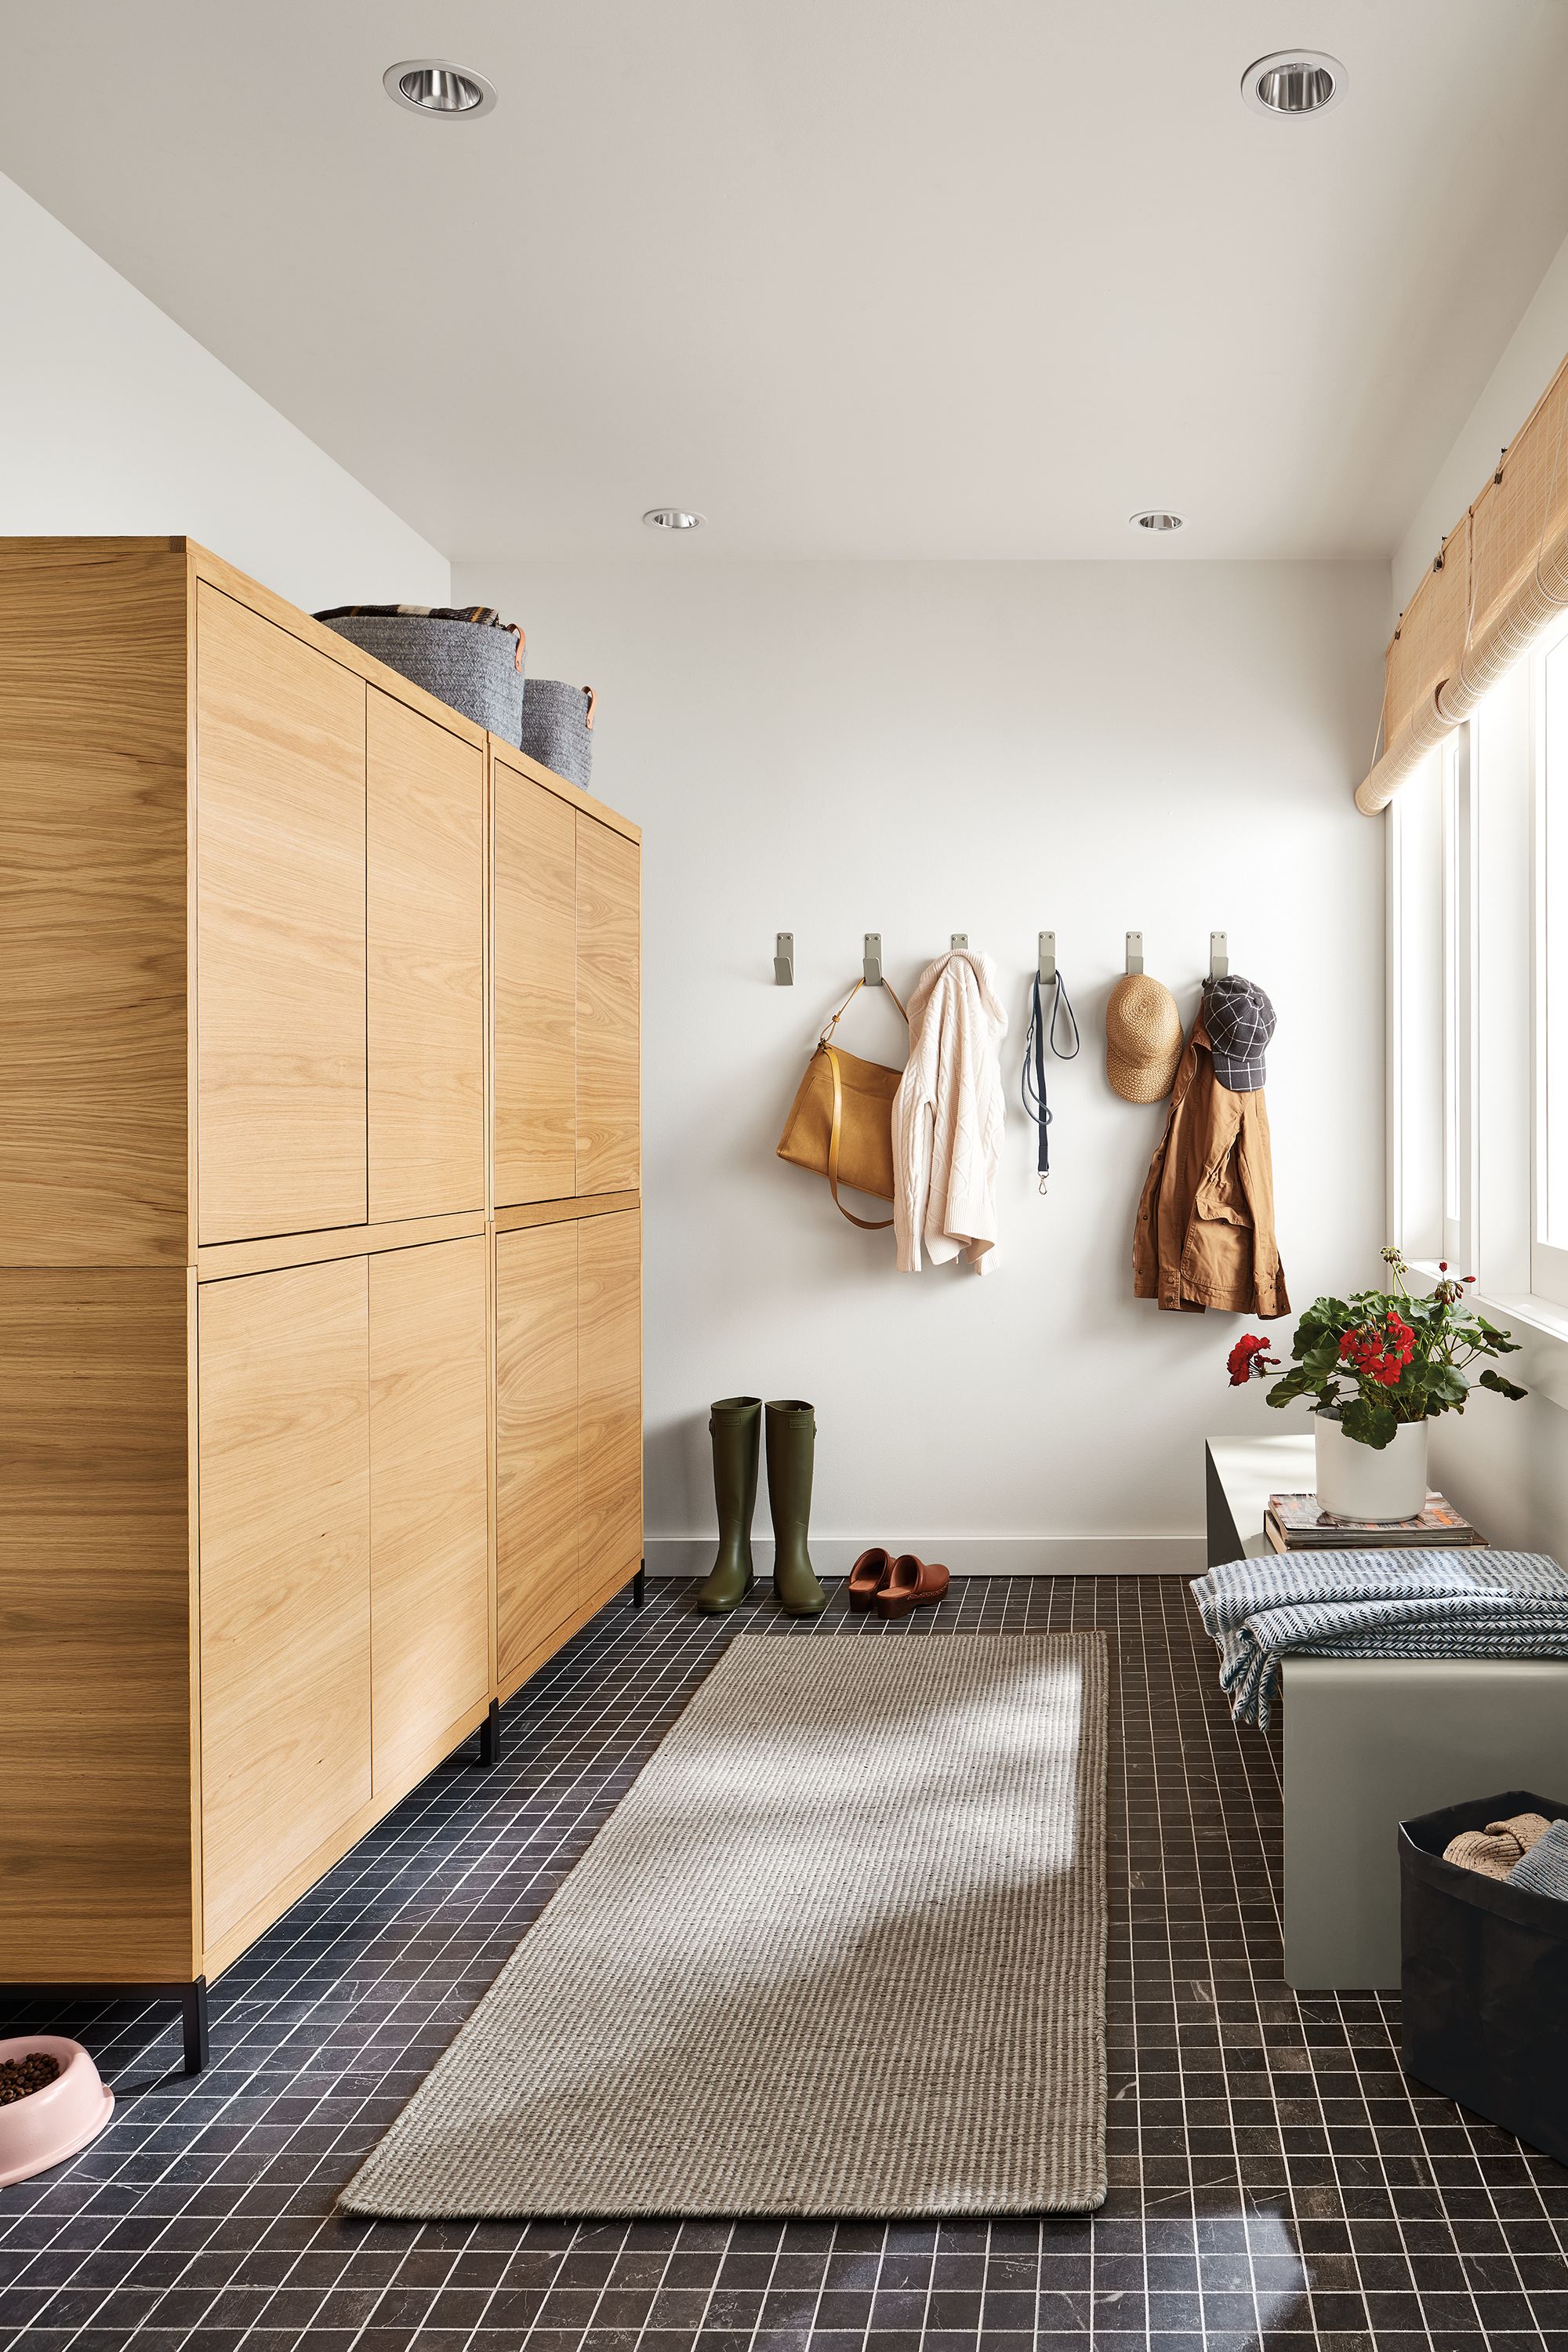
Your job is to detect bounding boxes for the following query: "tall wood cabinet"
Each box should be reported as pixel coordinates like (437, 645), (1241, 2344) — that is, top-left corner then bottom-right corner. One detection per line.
(0, 539), (642, 2061)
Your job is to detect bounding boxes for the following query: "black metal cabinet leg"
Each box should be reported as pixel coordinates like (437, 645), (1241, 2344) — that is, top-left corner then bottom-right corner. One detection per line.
(633, 1562), (646, 1609)
(182, 1978), (209, 2074)
(477, 1698), (502, 1767)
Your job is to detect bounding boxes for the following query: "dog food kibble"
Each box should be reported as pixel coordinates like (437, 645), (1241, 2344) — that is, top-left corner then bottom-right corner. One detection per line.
(0, 2052), (60, 2104)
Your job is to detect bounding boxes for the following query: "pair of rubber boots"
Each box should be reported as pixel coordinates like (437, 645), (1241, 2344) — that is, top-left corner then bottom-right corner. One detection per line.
(695, 1396), (826, 1617)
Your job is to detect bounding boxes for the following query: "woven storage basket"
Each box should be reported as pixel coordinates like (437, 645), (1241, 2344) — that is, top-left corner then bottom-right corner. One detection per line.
(519, 681), (595, 789)
(315, 607), (525, 739)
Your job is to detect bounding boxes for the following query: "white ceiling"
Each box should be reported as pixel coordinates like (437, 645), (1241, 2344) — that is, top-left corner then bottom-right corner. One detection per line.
(4, 0), (1568, 565)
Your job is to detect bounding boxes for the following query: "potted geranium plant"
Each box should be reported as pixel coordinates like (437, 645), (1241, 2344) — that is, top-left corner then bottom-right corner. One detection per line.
(1226, 1247), (1527, 1523)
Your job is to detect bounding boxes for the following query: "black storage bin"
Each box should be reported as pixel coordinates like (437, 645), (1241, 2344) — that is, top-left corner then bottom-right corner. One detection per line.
(1401, 1787), (1568, 2162)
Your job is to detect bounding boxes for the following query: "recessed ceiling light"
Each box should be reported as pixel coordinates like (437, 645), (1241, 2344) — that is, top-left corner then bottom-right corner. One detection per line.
(643, 508), (705, 531)
(1241, 49), (1345, 118)
(1130, 510), (1185, 534)
(383, 60), (497, 118)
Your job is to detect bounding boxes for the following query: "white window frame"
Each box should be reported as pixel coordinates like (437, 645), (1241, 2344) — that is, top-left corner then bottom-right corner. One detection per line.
(1441, 724), (1477, 1273)
(1387, 604), (1568, 1416)
(1531, 612), (1568, 1307)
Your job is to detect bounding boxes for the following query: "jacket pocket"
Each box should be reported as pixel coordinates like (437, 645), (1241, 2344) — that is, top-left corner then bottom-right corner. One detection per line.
(1194, 1144), (1253, 1229)
(1182, 1142), (1254, 1304)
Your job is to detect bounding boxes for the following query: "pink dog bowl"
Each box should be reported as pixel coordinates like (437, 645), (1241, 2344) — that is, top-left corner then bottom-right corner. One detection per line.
(0, 2036), (113, 2187)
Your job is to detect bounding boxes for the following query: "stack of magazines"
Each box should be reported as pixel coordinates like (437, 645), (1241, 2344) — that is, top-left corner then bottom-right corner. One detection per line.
(1265, 1491), (1487, 1552)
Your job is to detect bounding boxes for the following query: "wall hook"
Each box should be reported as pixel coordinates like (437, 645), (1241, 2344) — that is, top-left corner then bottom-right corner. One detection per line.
(1039, 931), (1055, 985)
(1209, 930), (1229, 980)
(1125, 931), (1144, 975)
(863, 932), (884, 986)
(950, 931), (968, 951)
(774, 931), (794, 985)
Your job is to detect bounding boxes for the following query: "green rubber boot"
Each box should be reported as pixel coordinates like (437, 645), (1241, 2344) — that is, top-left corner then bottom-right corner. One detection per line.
(765, 1399), (828, 1617)
(693, 1397), (761, 1613)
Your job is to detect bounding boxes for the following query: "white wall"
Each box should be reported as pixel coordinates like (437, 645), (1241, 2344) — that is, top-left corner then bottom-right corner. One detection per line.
(0, 172), (447, 612)
(461, 556), (1388, 1571)
(1393, 220), (1568, 613)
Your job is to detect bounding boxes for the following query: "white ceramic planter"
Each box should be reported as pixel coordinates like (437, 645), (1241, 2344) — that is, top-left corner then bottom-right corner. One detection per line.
(1314, 1414), (1430, 1524)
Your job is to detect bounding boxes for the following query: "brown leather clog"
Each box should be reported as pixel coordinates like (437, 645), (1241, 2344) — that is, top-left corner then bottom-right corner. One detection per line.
(876, 1554), (950, 1617)
(847, 1547), (895, 1610)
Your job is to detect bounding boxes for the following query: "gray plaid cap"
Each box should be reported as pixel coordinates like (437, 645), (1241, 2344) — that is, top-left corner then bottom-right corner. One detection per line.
(1204, 974), (1276, 1092)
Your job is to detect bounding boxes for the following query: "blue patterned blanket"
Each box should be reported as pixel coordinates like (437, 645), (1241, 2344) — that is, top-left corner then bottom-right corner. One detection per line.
(1189, 1551), (1568, 1727)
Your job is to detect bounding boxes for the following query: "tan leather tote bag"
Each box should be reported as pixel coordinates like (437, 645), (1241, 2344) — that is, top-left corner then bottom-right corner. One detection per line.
(775, 978), (909, 1228)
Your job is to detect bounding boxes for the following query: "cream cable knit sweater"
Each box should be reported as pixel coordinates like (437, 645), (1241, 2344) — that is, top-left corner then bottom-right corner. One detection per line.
(893, 949), (1008, 1275)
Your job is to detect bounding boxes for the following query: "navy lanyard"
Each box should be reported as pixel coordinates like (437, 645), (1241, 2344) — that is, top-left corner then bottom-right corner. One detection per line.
(1022, 971), (1080, 1189)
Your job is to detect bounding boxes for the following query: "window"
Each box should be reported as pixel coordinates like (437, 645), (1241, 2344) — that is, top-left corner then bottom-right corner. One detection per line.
(1535, 625), (1568, 1305)
(1391, 608), (1568, 1321)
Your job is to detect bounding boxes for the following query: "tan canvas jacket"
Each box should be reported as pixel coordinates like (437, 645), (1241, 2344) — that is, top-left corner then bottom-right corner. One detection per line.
(1132, 1013), (1289, 1318)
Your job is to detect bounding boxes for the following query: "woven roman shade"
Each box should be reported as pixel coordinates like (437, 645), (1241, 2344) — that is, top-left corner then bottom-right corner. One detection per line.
(1357, 348), (1568, 814)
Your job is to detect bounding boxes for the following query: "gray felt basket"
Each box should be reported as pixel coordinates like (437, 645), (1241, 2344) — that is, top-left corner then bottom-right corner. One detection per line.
(316, 608), (525, 740)
(519, 681), (596, 789)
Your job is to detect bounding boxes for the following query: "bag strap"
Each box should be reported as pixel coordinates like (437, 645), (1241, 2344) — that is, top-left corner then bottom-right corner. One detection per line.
(819, 974), (909, 1044)
(817, 975), (909, 1229)
(825, 1043), (895, 1229)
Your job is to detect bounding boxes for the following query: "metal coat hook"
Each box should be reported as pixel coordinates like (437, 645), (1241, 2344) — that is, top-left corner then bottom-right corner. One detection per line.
(863, 933), (884, 986)
(1039, 931), (1055, 985)
(1125, 931), (1144, 975)
(1209, 931), (1229, 980)
(950, 932), (968, 951)
(774, 931), (794, 985)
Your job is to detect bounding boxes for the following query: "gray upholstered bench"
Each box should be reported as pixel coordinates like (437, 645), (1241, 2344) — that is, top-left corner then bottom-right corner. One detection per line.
(1205, 1436), (1568, 1989)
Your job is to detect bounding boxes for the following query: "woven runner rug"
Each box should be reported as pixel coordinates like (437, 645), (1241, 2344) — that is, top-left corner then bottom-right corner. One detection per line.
(341, 1632), (1108, 2219)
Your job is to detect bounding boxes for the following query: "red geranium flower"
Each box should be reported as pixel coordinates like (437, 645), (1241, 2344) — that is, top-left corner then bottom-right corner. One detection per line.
(1226, 1334), (1277, 1385)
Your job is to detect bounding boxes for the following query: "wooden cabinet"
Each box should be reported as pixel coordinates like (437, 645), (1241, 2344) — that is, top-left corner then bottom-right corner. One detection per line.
(494, 747), (641, 1207)
(0, 543), (188, 1268)
(0, 1269), (192, 1980)
(370, 1238), (490, 1792)
(368, 691), (485, 1221)
(496, 1221), (580, 1687)
(496, 1207), (642, 1699)
(196, 584), (368, 1243)
(0, 539), (641, 2040)
(575, 818), (641, 1196)
(579, 1210), (644, 1597)
(495, 767), (576, 1206)
(198, 1259), (372, 1955)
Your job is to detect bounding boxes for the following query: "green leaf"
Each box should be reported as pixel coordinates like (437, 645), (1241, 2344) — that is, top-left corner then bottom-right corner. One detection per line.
(1340, 1392), (1398, 1449)
(1477, 1368), (1529, 1401)
(1264, 1367), (1318, 1406)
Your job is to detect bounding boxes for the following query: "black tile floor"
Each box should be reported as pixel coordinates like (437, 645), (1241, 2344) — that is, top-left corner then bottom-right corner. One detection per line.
(2, 1574), (1566, 2352)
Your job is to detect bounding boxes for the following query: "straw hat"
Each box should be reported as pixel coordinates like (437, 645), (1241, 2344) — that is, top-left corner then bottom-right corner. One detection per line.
(1105, 973), (1183, 1103)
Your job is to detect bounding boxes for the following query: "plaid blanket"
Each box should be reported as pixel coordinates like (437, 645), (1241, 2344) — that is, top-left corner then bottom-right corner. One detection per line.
(1189, 1551), (1568, 1727)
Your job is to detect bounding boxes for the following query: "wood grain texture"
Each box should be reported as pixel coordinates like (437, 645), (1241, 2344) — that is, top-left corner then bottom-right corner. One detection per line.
(369, 1238), (490, 1795)
(190, 544), (488, 753)
(0, 541), (189, 1265)
(195, 584), (368, 1244)
(494, 767), (576, 1206)
(493, 1192), (639, 1234)
(575, 816), (641, 1196)
(496, 1555), (640, 1707)
(196, 1210), (484, 1283)
(201, 1690), (491, 1984)
(495, 1221), (579, 1686)
(577, 1209), (643, 1602)
(368, 691), (485, 1222)
(198, 1258), (371, 1951)
(495, 744), (641, 844)
(0, 1269), (194, 1979)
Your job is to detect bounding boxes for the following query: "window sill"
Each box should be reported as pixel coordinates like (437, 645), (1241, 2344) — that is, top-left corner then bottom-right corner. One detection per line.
(1406, 1261), (1568, 1417)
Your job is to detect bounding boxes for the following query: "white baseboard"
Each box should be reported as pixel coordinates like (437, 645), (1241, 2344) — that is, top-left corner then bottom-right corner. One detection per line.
(642, 1536), (1205, 1579)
